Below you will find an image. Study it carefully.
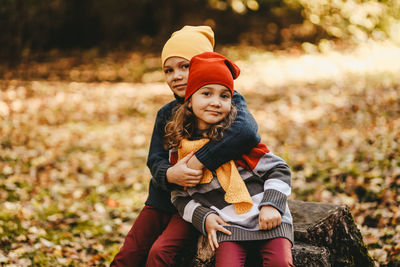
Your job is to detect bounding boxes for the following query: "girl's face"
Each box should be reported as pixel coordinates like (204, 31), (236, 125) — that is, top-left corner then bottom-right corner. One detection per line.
(189, 84), (232, 130)
(163, 57), (190, 98)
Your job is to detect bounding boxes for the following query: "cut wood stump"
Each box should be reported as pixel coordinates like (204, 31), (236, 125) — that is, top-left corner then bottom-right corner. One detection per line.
(181, 200), (374, 267)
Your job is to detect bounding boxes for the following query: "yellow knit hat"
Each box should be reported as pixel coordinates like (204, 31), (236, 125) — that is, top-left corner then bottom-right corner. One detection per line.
(161, 25), (215, 67)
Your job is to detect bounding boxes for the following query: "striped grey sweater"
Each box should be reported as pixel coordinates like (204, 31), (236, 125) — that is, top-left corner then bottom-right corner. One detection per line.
(170, 142), (294, 244)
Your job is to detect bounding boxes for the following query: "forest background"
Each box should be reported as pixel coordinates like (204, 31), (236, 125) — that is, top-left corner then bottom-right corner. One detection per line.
(0, 0), (399, 266)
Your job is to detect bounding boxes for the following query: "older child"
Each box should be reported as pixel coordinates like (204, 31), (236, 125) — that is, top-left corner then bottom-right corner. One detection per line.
(111, 27), (260, 266)
(166, 52), (294, 267)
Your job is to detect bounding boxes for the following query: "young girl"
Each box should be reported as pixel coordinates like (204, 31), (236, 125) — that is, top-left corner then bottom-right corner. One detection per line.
(111, 27), (260, 266)
(166, 52), (294, 267)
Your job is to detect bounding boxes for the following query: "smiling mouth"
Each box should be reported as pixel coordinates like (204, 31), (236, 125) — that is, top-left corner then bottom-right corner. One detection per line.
(174, 84), (186, 89)
(206, 110), (221, 115)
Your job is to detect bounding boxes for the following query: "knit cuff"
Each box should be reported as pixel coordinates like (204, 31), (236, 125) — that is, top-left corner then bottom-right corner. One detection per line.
(195, 145), (219, 171)
(259, 189), (287, 215)
(192, 206), (216, 236)
(152, 163), (176, 191)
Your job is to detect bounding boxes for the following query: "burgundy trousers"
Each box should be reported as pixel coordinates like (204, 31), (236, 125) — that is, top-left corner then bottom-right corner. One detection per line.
(110, 205), (197, 267)
(215, 237), (294, 267)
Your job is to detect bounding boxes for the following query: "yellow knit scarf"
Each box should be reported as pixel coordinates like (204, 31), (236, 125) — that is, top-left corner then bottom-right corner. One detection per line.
(177, 139), (253, 214)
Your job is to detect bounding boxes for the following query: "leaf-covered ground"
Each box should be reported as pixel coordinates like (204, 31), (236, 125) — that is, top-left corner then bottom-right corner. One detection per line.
(1, 41), (399, 266)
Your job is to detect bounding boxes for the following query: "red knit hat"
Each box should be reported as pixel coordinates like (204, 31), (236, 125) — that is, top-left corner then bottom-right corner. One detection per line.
(185, 52), (240, 101)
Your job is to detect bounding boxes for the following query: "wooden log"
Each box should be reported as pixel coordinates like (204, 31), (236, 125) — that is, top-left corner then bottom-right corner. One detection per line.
(292, 242), (330, 267)
(290, 200), (374, 266)
(183, 200), (374, 267)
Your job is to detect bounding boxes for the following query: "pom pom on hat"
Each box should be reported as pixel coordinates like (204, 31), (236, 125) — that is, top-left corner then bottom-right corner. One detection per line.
(161, 26), (214, 67)
(185, 52), (240, 101)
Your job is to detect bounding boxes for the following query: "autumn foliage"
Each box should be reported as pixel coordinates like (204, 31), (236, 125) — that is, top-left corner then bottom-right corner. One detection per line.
(1, 42), (400, 265)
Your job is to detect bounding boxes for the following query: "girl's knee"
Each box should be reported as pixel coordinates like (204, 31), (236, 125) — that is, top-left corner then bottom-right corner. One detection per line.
(261, 238), (293, 267)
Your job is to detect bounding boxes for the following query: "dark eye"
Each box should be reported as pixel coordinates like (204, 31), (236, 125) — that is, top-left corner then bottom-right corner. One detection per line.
(164, 68), (172, 74)
(202, 91), (210, 96)
(221, 93), (230, 99)
(182, 64), (190, 69)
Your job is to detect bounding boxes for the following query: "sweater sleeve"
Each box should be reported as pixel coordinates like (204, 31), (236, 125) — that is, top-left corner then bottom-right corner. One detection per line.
(195, 91), (260, 171)
(256, 152), (292, 215)
(171, 190), (216, 236)
(146, 104), (175, 191)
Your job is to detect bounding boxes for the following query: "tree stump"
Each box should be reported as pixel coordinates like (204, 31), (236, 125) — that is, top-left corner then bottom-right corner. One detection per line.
(185, 200), (374, 267)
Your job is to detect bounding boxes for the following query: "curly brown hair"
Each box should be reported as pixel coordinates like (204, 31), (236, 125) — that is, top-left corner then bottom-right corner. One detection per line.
(164, 101), (237, 149)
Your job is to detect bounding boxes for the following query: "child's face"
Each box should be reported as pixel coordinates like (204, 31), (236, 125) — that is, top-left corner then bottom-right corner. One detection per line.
(163, 57), (190, 98)
(189, 84), (232, 130)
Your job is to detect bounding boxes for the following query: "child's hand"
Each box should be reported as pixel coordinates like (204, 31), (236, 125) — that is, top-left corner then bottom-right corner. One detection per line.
(166, 152), (203, 187)
(205, 213), (231, 251)
(187, 155), (204, 170)
(259, 205), (282, 230)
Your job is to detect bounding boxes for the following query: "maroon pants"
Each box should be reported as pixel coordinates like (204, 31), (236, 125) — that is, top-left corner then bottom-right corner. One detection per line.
(215, 237), (294, 267)
(110, 205), (197, 267)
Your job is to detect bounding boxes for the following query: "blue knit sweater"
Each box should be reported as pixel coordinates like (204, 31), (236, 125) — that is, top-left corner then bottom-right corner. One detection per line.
(145, 91), (260, 213)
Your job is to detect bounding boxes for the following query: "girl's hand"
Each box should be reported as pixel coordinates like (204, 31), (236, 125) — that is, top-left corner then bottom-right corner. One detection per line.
(259, 205), (282, 230)
(166, 152), (203, 187)
(205, 213), (231, 251)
